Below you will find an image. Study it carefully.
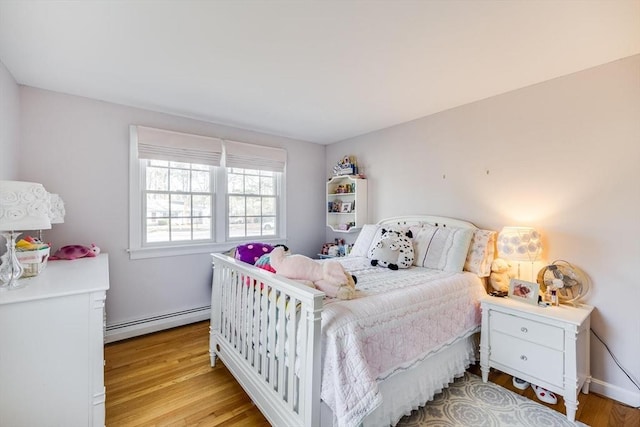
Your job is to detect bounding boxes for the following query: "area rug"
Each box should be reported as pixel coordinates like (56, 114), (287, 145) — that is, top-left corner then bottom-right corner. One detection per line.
(396, 372), (588, 427)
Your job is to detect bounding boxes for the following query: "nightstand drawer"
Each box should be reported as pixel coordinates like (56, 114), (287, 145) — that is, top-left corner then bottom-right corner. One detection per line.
(490, 310), (564, 350)
(490, 331), (564, 387)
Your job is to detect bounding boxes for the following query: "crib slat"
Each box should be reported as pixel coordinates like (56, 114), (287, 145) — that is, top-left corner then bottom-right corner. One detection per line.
(287, 296), (298, 410)
(244, 278), (251, 361)
(249, 281), (258, 367)
(260, 284), (269, 380)
(267, 289), (277, 389)
(276, 291), (286, 397)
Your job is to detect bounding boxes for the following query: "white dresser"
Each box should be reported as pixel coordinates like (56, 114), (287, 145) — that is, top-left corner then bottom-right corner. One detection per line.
(0, 254), (109, 427)
(480, 295), (593, 422)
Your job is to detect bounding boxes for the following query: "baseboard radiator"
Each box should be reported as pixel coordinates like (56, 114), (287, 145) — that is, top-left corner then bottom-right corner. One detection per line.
(105, 306), (210, 343)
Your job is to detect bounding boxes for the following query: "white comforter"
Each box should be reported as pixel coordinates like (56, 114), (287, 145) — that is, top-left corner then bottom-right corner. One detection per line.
(319, 256), (486, 427)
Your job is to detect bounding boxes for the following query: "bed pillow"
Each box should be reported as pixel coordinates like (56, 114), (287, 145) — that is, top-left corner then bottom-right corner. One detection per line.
(464, 229), (497, 277)
(411, 224), (474, 272)
(349, 224), (381, 257)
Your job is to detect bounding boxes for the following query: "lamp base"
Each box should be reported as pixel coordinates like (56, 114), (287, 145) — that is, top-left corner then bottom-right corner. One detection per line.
(0, 231), (25, 290)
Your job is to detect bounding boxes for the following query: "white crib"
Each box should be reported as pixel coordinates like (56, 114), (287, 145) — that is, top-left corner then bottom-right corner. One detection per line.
(210, 254), (325, 426)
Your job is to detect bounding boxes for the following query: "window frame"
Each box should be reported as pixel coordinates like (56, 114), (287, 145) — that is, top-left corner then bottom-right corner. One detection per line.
(226, 167), (279, 241)
(128, 127), (287, 260)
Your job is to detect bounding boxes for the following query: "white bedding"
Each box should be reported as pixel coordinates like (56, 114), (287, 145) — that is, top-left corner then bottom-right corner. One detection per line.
(319, 256), (486, 427)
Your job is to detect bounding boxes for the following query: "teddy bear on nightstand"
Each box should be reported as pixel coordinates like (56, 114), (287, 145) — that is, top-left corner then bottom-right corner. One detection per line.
(489, 258), (512, 292)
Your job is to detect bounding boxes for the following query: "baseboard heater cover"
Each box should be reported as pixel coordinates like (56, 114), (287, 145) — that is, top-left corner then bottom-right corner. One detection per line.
(105, 306), (210, 343)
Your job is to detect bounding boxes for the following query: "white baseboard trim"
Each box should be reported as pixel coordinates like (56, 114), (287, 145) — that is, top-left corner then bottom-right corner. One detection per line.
(105, 306), (210, 343)
(589, 377), (640, 408)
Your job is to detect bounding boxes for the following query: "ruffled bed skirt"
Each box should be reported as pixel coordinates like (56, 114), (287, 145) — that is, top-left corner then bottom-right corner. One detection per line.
(320, 332), (480, 427)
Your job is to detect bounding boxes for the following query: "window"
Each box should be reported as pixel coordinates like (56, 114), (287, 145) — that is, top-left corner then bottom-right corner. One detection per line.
(144, 160), (213, 244)
(129, 126), (286, 259)
(227, 168), (277, 239)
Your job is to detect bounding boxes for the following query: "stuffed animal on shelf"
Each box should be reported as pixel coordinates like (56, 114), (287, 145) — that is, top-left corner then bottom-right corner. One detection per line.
(49, 243), (101, 260)
(489, 258), (512, 291)
(268, 247), (357, 300)
(369, 228), (414, 270)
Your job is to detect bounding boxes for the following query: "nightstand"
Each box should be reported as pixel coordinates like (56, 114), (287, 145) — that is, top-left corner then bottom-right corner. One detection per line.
(480, 295), (594, 422)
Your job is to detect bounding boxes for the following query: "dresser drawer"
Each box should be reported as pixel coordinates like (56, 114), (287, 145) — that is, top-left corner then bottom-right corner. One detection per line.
(490, 310), (564, 350)
(490, 331), (564, 387)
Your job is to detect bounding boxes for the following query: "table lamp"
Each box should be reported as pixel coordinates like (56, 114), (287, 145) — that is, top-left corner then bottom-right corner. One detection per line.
(38, 193), (65, 242)
(497, 226), (542, 281)
(0, 180), (52, 290)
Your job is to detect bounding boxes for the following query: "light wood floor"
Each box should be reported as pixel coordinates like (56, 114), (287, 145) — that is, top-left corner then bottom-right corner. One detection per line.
(105, 321), (639, 426)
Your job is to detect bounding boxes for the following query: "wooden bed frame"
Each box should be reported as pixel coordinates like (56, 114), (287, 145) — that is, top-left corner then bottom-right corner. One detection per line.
(209, 215), (481, 427)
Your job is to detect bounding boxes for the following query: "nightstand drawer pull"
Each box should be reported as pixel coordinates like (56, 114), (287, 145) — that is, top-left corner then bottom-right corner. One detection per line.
(520, 327), (528, 333)
(520, 355), (528, 361)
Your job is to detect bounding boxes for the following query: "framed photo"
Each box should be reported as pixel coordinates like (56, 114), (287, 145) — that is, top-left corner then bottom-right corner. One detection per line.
(508, 278), (539, 305)
(340, 202), (352, 213)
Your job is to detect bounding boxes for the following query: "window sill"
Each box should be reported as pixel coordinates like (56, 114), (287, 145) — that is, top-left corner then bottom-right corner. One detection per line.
(128, 238), (287, 260)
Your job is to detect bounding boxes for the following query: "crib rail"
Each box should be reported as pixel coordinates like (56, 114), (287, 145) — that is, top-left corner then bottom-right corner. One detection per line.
(210, 253), (324, 427)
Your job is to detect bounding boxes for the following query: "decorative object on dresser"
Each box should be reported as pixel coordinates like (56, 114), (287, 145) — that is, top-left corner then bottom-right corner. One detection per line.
(0, 254), (110, 426)
(497, 226), (542, 281)
(480, 295), (594, 422)
(0, 180), (52, 289)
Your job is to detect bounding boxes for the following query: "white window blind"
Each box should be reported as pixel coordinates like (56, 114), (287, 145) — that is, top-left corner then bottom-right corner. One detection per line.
(224, 140), (287, 172)
(135, 126), (223, 166)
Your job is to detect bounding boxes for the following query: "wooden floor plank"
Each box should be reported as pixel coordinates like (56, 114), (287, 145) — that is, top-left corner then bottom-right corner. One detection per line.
(106, 321), (639, 426)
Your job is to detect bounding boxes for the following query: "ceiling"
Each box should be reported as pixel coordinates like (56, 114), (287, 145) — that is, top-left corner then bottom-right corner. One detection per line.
(1, 1), (638, 144)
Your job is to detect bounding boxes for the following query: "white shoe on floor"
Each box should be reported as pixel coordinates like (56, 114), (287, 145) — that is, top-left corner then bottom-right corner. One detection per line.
(512, 377), (530, 390)
(532, 385), (558, 404)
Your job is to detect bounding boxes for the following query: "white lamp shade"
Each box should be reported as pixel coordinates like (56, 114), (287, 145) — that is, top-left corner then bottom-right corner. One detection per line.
(49, 193), (65, 224)
(497, 226), (542, 261)
(0, 180), (52, 231)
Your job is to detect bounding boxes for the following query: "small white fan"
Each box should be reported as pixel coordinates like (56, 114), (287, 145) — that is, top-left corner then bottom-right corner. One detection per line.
(536, 260), (590, 305)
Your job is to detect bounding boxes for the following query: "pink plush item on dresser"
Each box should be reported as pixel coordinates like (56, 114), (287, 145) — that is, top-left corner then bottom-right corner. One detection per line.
(49, 244), (100, 260)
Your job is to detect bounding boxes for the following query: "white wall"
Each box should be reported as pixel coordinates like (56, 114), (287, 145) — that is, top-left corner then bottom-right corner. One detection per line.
(0, 59), (19, 180)
(327, 55), (640, 405)
(18, 87), (326, 333)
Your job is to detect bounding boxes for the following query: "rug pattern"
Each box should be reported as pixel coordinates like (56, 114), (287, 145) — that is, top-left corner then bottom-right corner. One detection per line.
(396, 372), (587, 427)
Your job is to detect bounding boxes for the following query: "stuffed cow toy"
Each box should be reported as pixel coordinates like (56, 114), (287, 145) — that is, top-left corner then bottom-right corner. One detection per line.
(369, 228), (414, 270)
(268, 247), (357, 300)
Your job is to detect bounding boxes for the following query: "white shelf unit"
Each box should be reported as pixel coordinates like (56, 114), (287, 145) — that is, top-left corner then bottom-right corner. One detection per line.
(326, 176), (367, 233)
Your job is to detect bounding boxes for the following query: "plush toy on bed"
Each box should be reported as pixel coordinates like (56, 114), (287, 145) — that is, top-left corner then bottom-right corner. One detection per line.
(254, 244), (290, 273)
(489, 258), (512, 291)
(369, 228), (414, 270)
(268, 246), (357, 300)
(233, 242), (274, 265)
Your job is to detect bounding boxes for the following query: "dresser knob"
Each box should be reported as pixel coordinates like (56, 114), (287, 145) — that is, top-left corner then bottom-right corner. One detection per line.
(520, 327), (528, 333)
(520, 355), (528, 361)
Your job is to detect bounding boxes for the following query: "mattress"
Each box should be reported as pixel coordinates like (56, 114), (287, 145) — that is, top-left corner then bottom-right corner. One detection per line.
(319, 256), (486, 427)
